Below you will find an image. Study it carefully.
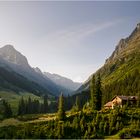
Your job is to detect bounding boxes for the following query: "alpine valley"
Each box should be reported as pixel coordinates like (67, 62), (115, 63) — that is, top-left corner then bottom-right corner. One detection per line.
(0, 45), (81, 111)
(0, 23), (140, 139)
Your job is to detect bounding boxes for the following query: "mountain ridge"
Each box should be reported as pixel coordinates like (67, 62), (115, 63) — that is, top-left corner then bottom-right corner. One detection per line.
(44, 72), (82, 93)
(0, 45), (80, 96)
(76, 23), (140, 95)
(0, 45), (30, 67)
(105, 23), (140, 64)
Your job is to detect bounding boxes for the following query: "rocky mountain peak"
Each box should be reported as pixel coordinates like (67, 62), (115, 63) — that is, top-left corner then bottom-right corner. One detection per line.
(136, 23), (140, 30)
(105, 38), (128, 63)
(0, 45), (29, 67)
(105, 23), (140, 64)
(128, 23), (140, 39)
(2, 44), (15, 50)
(34, 67), (43, 75)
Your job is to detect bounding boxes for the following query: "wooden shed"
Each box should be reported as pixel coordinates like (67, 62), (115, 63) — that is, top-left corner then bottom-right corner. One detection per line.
(104, 95), (138, 109)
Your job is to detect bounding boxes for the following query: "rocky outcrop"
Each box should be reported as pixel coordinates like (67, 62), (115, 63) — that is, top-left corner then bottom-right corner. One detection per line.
(105, 23), (140, 64)
(0, 45), (29, 67)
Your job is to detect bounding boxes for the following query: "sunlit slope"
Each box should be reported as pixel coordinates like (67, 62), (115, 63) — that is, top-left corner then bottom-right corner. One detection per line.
(76, 23), (140, 100)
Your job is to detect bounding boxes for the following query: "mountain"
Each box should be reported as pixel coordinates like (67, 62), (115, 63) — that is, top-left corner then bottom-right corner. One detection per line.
(0, 66), (48, 96)
(75, 23), (140, 105)
(0, 45), (78, 96)
(33, 68), (82, 96)
(0, 45), (29, 67)
(106, 23), (140, 64)
(44, 72), (82, 94)
(0, 45), (61, 96)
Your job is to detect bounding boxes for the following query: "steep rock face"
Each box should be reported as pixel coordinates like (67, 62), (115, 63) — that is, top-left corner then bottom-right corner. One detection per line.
(106, 39), (128, 63)
(0, 45), (29, 67)
(106, 23), (140, 64)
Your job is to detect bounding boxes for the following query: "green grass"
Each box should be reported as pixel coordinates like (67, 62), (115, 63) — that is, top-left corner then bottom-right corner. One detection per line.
(102, 53), (140, 86)
(0, 113), (57, 128)
(0, 118), (22, 127)
(0, 91), (43, 113)
(104, 134), (120, 139)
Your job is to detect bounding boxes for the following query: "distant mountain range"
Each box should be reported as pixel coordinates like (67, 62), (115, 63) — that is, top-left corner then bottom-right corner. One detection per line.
(44, 72), (81, 94)
(0, 45), (81, 97)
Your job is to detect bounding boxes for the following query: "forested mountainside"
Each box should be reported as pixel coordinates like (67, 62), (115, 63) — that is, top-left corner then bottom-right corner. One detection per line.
(74, 23), (140, 107)
(0, 67), (48, 96)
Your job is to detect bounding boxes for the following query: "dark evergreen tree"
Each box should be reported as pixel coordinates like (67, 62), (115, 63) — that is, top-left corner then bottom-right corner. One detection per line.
(32, 99), (40, 114)
(74, 96), (80, 111)
(58, 93), (66, 121)
(18, 97), (26, 115)
(27, 96), (32, 114)
(2, 100), (12, 118)
(43, 95), (48, 113)
(90, 74), (102, 110)
(95, 74), (102, 110)
(90, 75), (96, 110)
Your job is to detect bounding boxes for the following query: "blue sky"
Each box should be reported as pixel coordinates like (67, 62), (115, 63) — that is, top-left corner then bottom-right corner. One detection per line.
(0, 1), (140, 82)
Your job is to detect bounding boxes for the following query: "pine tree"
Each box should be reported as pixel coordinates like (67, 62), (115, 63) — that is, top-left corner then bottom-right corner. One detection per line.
(90, 75), (96, 110)
(2, 100), (12, 118)
(27, 96), (32, 114)
(43, 95), (48, 113)
(75, 96), (80, 111)
(32, 99), (40, 114)
(90, 74), (102, 110)
(95, 74), (102, 110)
(18, 97), (26, 115)
(58, 93), (66, 121)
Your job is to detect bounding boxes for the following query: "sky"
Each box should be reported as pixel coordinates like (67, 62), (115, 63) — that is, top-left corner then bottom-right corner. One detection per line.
(0, 1), (140, 83)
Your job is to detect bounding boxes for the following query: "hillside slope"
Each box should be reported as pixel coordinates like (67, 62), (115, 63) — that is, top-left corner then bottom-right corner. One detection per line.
(0, 66), (49, 96)
(76, 23), (140, 104)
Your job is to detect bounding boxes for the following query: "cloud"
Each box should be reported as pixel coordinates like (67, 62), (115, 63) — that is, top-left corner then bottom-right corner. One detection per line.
(37, 19), (123, 50)
(32, 19), (124, 82)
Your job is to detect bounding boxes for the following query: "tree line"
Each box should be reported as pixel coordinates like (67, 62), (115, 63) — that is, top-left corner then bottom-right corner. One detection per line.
(0, 99), (12, 119)
(18, 95), (48, 115)
(0, 74), (102, 120)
